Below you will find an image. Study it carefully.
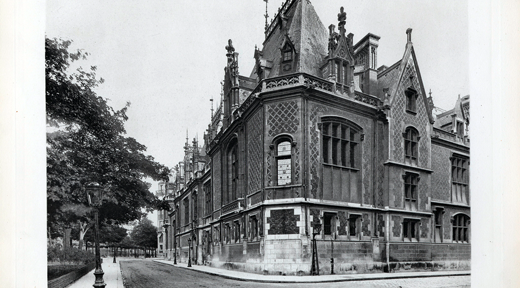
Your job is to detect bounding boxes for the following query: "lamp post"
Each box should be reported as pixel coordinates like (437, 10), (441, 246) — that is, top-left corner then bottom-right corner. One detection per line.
(187, 238), (192, 267)
(86, 182), (106, 288)
(162, 223), (169, 260)
(173, 223), (177, 264)
(310, 223), (321, 276)
(113, 245), (116, 263)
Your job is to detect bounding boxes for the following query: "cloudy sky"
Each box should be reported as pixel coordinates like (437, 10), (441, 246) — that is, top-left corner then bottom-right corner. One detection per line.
(46, 0), (469, 223)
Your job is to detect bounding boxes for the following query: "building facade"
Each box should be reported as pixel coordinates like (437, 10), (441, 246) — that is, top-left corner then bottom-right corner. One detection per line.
(157, 0), (470, 275)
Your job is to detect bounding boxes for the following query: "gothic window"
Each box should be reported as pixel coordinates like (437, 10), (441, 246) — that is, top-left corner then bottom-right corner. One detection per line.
(371, 47), (376, 69)
(192, 192), (197, 221)
(274, 137), (293, 185)
(283, 50), (293, 62)
(250, 215), (258, 241)
(323, 212), (336, 236)
(451, 155), (469, 204)
(403, 172), (419, 211)
(226, 139), (238, 204)
(452, 214), (470, 243)
(335, 61), (350, 84)
(336, 61), (341, 83)
(234, 220), (241, 243)
(405, 88), (418, 114)
(434, 208), (444, 243)
(348, 214), (361, 240)
(224, 223), (231, 244)
(183, 197), (189, 226)
(403, 218), (419, 242)
(404, 127), (419, 163)
(322, 120), (361, 168)
(343, 62), (349, 84)
(281, 43), (294, 73)
(204, 180), (212, 216)
(321, 117), (363, 203)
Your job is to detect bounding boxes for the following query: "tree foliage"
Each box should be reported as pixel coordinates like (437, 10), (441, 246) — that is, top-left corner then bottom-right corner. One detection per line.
(46, 37), (170, 238)
(129, 218), (158, 249)
(83, 224), (127, 245)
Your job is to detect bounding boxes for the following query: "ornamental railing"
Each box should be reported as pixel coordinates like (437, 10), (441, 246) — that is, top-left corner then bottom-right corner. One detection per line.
(238, 73), (382, 115)
(432, 127), (470, 146)
(354, 91), (382, 107)
(221, 198), (244, 215)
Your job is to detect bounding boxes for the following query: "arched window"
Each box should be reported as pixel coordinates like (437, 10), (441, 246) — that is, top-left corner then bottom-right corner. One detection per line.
(273, 137), (293, 186)
(404, 127), (419, 163)
(226, 139), (238, 204)
(320, 117), (363, 202)
(322, 119), (362, 168)
(452, 214), (470, 243)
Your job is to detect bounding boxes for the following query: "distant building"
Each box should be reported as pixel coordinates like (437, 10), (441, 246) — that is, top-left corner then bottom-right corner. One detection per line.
(157, 0), (470, 275)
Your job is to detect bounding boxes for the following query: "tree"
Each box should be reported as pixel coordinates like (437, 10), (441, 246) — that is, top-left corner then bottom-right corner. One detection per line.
(130, 218), (158, 256)
(46, 37), (170, 244)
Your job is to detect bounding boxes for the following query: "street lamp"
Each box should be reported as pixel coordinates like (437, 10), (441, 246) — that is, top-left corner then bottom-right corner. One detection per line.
(86, 182), (106, 288)
(310, 223), (321, 276)
(113, 245), (117, 264)
(187, 238), (192, 267)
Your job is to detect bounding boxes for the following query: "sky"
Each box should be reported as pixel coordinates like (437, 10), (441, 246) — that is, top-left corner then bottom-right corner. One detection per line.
(46, 0), (469, 225)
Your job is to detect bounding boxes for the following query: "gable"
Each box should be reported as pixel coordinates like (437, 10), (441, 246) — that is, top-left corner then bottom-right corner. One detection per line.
(389, 46), (434, 125)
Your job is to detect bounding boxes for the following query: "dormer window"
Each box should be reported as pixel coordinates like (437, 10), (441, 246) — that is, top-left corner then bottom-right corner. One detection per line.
(283, 50), (293, 62)
(280, 39), (295, 74)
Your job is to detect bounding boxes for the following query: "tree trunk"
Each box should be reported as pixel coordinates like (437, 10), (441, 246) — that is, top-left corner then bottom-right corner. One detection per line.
(63, 228), (71, 249)
(78, 221), (90, 250)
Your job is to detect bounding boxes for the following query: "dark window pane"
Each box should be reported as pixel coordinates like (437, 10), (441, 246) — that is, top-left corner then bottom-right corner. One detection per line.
(349, 218), (357, 236)
(350, 142), (356, 167)
(323, 137), (329, 163)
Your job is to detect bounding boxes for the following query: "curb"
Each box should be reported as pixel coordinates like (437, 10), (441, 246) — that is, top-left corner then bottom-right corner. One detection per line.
(152, 260), (470, 284)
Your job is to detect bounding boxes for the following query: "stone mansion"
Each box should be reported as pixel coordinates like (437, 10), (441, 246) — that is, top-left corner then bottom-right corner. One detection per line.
(156, 0), (470, 275)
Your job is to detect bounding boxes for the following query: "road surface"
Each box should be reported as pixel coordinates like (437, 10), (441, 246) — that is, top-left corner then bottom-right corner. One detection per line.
(120, 260), (470, 288)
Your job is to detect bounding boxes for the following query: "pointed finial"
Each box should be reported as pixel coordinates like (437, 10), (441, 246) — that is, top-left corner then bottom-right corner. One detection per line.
(429, 89), (432, 98)
(264, 0), (269, 31)
(210, 97), (214, 118)
(226, 39), (235, 62)
(406, 28), (412, 42)
(338, 7), (347, 36)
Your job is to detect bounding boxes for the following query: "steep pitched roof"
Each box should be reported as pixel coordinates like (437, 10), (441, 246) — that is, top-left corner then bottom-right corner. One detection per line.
(377, 60), (401, 97)
(250, 0), (328, 79)
(434, 95), (470, 129)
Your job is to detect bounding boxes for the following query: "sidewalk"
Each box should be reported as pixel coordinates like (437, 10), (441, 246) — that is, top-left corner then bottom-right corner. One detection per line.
(67, 257), (124, 288)
(153, 259), (470, 283)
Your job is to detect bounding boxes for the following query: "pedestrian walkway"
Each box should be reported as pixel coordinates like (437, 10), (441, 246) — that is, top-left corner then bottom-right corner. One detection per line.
(67, 257), (124, 288)
(153, 259), (470, 284)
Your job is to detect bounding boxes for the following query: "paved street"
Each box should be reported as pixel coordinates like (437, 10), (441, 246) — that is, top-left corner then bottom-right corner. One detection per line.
(120, 260), (470, 288)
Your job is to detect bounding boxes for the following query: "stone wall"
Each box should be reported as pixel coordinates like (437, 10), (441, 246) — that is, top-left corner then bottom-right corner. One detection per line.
(431, 144), (452, 201)
(48, 262), (96, 288)
(389, 243), (431, 262)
